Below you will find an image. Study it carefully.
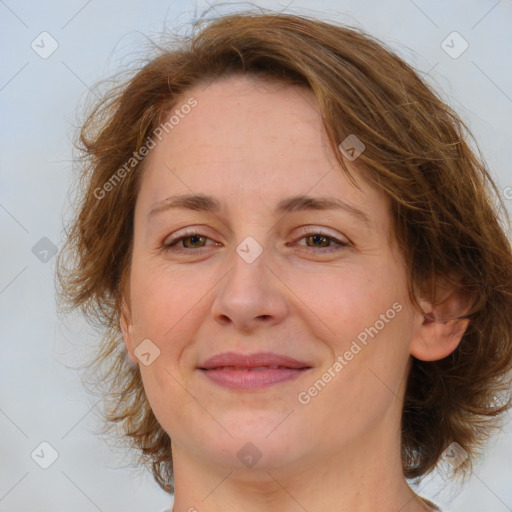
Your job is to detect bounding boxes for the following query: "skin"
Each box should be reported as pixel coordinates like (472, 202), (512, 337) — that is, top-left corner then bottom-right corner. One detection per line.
(120, 75), (469, 512)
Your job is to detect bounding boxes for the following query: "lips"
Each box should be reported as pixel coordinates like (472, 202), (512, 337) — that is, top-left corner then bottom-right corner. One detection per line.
(198, 352), (312, 391)
(199, 352), (311, 370)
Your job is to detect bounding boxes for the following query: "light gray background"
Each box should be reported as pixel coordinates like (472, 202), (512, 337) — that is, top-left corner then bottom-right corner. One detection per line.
(1, 1), (511, 511)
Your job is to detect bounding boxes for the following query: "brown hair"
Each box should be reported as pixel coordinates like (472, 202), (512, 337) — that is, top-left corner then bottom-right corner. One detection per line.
(56, 9), (512, 493)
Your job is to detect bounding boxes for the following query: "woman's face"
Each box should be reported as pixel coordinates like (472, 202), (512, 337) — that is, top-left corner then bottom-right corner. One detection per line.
(121, 75), (424, 474)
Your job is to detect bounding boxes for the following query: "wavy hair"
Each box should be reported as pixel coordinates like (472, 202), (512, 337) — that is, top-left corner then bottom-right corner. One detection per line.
(56, 9), (512, 493)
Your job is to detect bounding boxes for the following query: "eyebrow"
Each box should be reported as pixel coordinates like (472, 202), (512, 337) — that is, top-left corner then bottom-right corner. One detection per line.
(148, 193), (371, 225)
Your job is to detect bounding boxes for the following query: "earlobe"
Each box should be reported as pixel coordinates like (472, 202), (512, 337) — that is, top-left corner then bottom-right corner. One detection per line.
(410, 284), (472, 362)
(411, 313), (470, 361)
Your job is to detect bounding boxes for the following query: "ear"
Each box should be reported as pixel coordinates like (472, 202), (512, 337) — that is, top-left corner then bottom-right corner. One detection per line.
(410, 279), (473, 362)
(120, 296), (138, 366)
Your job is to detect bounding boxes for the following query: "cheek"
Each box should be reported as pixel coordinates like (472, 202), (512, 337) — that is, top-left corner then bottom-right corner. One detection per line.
(301, 308), (413, 443)
(286, 257), (407, 347)
(130, 261), (205, 339)
(296, 255), (412, 395)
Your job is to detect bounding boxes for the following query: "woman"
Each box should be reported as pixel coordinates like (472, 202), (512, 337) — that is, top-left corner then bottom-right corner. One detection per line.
(57, 10), (512, 512)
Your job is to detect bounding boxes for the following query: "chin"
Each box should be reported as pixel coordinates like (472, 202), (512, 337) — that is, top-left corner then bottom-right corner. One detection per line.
(207, 423), (307, 470)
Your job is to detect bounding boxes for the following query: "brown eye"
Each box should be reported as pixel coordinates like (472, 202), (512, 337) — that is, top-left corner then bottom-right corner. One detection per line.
(180, 235), (207, 249)
(293, 230), (350, 253)
(162, 231), (215, 253)
(304, 234), (331, 248)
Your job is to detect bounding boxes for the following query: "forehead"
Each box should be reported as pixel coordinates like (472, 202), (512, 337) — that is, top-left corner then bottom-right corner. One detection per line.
(170, 75), (326, 157)
(135, 74), (388, 231)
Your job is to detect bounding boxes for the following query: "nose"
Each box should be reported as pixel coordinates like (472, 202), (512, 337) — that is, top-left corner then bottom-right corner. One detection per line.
(210, 242), (289, 332)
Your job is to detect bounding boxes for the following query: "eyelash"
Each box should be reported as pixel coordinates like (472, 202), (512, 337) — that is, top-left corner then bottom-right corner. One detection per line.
(162, 228), (350, 254)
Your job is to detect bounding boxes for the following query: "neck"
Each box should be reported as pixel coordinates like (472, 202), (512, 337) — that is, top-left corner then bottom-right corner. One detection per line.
(169, 408), (431, 512)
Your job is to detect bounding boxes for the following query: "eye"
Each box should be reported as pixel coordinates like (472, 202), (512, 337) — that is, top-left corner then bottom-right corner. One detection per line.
(162, 230), (217, 254)
(292, 229), (350, 252)
(161, 228), (350, 255)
